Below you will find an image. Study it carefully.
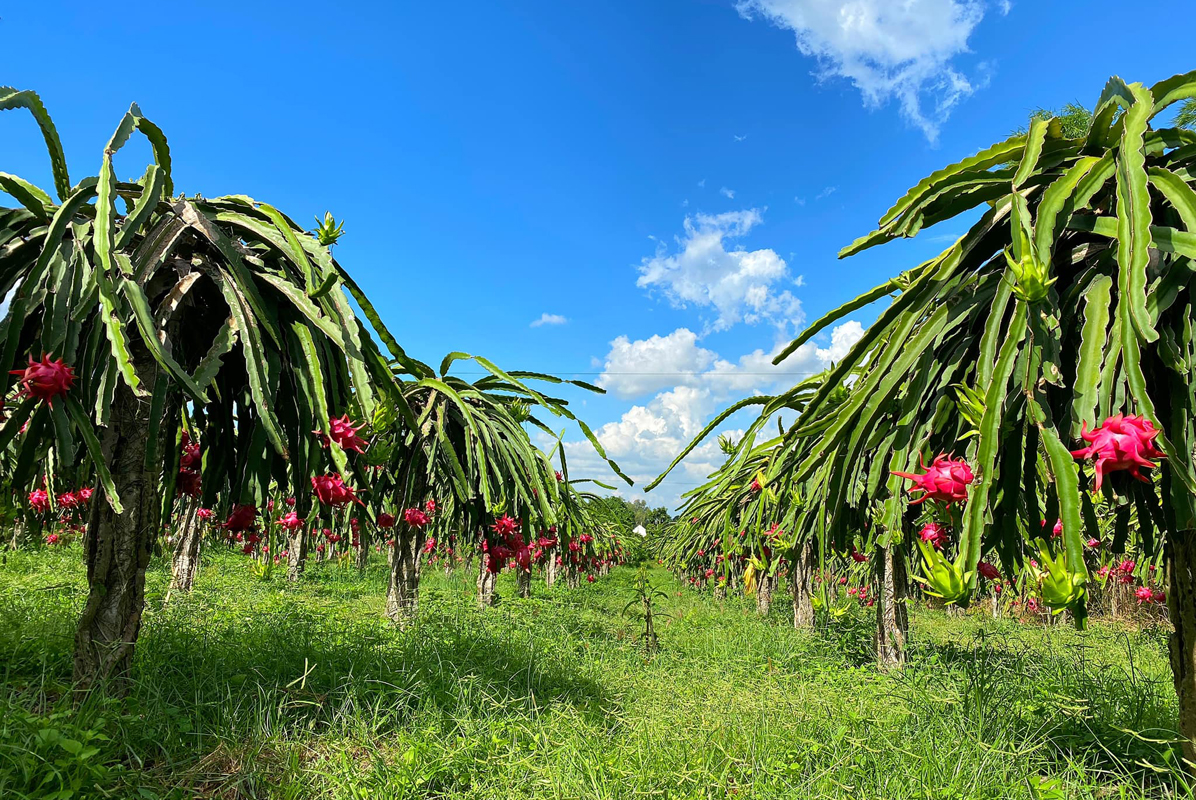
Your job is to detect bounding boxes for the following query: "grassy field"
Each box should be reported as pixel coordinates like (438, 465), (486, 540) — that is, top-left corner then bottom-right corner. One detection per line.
(0, 546), (1188, 799)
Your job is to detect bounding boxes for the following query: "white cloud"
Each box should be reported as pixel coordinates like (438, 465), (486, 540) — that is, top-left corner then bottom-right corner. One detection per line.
(598, 328), (717, 399)
(698, 178), (706, 188)
(720, 186), (736, 199)
(734, 134), (749, 142)
(530, 313), (568, 327)
(998, 0), (1012, 14)
(570, 320), (865, 509)
(597, 321), (864, 401)
(636, 209), (802, 333)
(736, 0), (989, 141)
(816, 185), (837, 200)
(561, 386), (736, 509)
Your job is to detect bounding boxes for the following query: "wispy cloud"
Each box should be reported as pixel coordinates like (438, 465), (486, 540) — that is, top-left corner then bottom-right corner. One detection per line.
(698, 178), (706, 188)
(816, 186), (837, 200)
(736, 0), (990, 142)
(530, 313), (568, 328)
(719, 186), (736, 199)
(733, 134), (748, 142)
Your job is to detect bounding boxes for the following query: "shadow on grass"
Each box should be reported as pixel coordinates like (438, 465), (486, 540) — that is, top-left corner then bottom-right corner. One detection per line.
(1, 559), (619, 798)
(901, 624), (1188, 796)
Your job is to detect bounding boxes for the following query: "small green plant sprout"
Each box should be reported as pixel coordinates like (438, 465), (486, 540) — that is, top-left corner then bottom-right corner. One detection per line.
(717, 434), (738, 456)
(314, 211), (346, 246)
(249, 558), (275, 582)
(622, 566), (670, 654)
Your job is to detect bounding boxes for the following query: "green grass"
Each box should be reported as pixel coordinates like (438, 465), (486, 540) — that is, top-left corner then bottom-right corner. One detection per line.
(0, 545), (1189, 799)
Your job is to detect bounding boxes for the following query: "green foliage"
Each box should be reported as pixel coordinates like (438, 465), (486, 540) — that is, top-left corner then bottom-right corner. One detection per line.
(1018, 102), (1094, 139)
(753, 71), (1196, 622)
(0, 89), (399, 519)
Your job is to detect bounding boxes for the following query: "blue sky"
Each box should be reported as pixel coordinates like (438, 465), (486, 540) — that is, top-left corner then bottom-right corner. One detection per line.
(2, 1), (1193, 509)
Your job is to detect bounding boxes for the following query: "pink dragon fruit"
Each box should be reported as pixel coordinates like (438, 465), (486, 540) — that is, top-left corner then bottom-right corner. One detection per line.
(893, 454), (973, 506)
(1070, 414), (1164, 491)
(918, 522), (948, 550)
(311, 474), (363, 507)
(314, 414), (368, 453)
(977, 561), (1001, 581)
(10, 354), (75, 406)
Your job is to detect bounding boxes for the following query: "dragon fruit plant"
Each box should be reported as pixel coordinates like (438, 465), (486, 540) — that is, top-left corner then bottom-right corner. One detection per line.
(737, 71), (1196, 765)
(653, 71), (1196, 759)
(0, 88), (401, 690)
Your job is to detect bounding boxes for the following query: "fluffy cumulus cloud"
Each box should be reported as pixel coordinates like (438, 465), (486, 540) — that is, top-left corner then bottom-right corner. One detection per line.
(572, 321), (865, 509)
(636, 209), (802, 333)
(597, 328), (716, 399)
(561, 387), (737, 508)
(598, 320), (864, 401)
(530, 312), (568, 327)
(735, 0), (990, 141)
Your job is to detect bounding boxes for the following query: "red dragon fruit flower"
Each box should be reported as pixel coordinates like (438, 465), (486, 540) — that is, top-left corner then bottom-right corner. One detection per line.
(918, 522), (948, 550)
(977, 562), (1001, 581)
(277, 511), (304, 531)
(850, 549), (868, 563)
(57, 491), (79, 509)
(403, 507), (430, 527)
(422, 537), (437, 555)
(377, 512), (396, 529)
(424, 498), (437, 515)
(78, 487), (93, 504)
(586, 574), (596, 583)
(1152, 588), (1167, 604)
(749, 478), (762, 493)
(45, 532), (60, 545)
(491, 514), (519, 538)
(224, 504), (258, 532)
(197, 508), (214, 521)
(10, 354), (75, 406)
(1070, 414), (1164, 491)
(1086, 538), (1101, 549)
(28, 489), (50, 514)
(311, 474), (363, 507)
(1135, 585), (1154, 604)
(892, 454), (973, 506)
